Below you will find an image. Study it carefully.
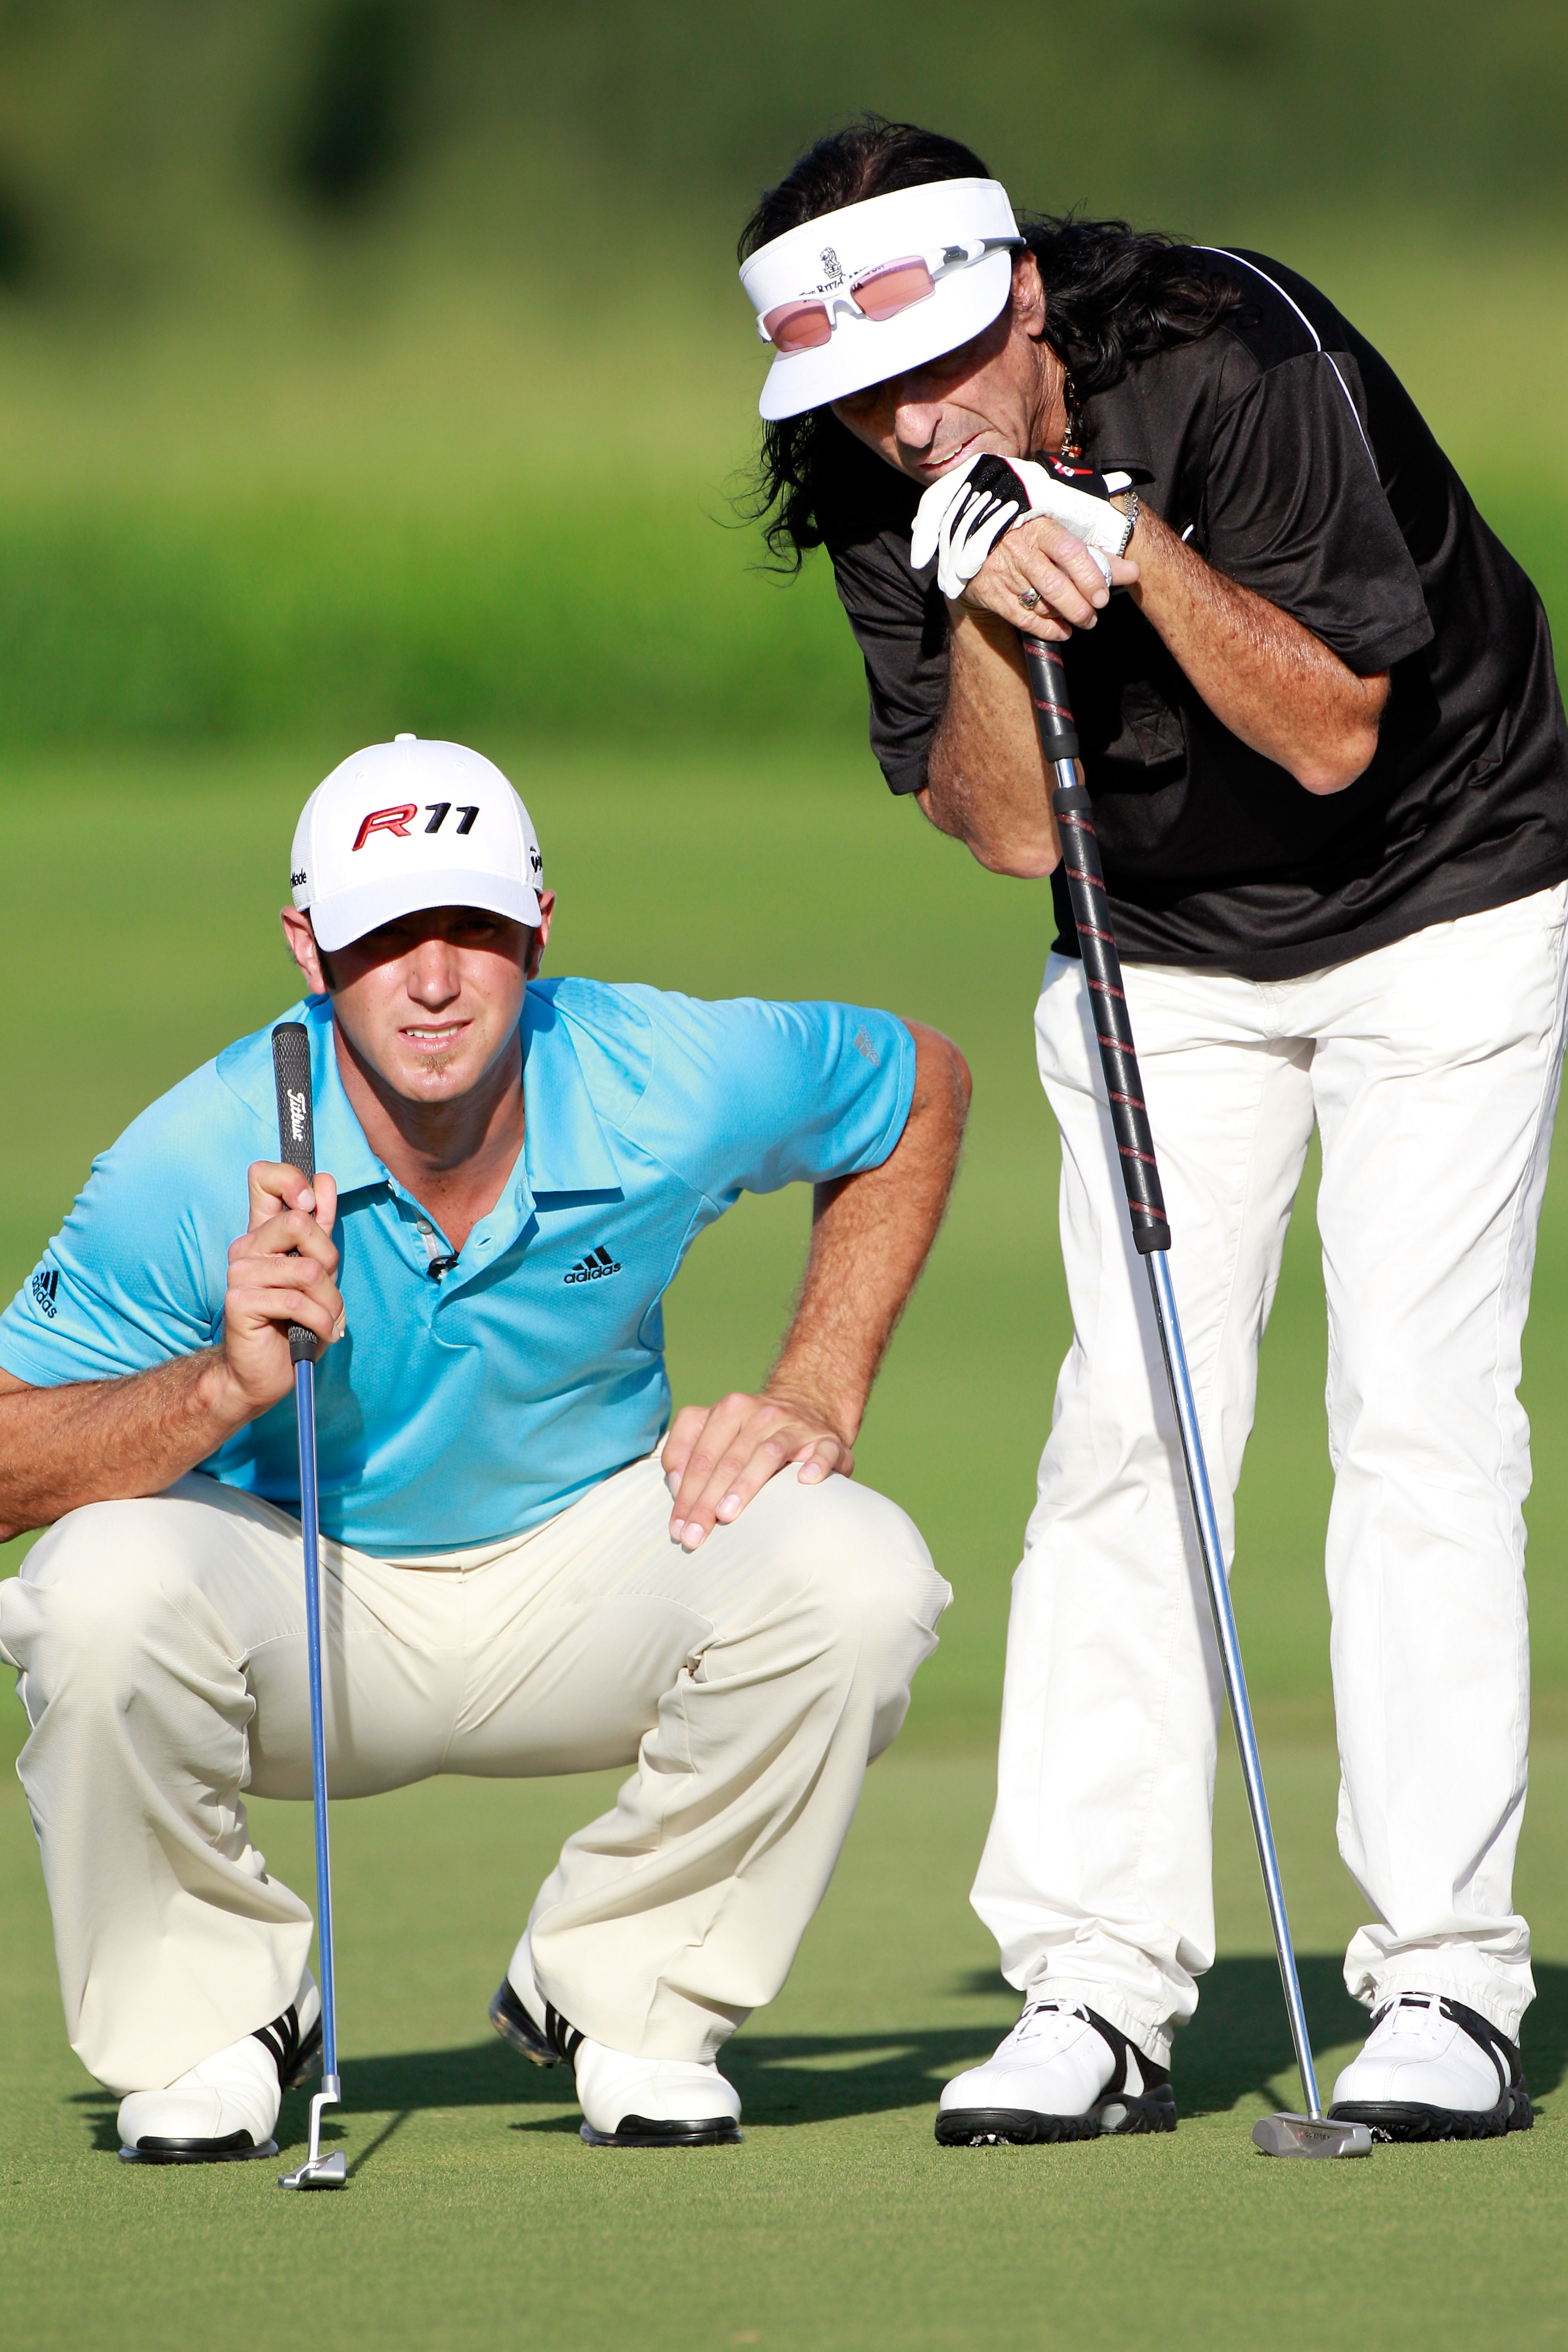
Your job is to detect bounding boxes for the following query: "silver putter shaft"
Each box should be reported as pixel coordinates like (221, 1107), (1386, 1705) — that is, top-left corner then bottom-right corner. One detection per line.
(271, 1022), (348, 2191)
(1020, 635), (1370, 2161)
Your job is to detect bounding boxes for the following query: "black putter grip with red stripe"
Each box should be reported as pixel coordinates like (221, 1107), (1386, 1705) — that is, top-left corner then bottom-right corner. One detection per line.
(1021, 635), (1172, 1256)
(270, 1022), (321, 1365)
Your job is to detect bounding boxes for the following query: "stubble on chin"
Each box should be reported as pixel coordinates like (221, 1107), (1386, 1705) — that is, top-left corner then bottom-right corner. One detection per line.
(399, 1046), (463, 1089)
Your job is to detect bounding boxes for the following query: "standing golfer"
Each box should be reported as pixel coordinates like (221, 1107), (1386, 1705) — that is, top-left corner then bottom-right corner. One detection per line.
(0, 734), (965, 2160)
(736, 120), (1568, 2143)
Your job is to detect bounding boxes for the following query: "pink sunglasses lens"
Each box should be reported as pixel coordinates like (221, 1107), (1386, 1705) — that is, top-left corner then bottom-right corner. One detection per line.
(850, 257), (936, 320)
(763, 301), (833, 352)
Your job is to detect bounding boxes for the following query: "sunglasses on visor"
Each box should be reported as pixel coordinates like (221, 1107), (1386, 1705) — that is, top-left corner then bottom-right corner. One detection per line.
(759, 238), (1023, 355)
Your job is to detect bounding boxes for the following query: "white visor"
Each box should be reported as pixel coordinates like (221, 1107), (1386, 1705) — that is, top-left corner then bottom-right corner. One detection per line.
(740, 176), (1021, 421)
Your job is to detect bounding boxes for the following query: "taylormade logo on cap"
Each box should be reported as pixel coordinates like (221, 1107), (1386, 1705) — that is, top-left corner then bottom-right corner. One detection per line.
(290, 734), (544, 953)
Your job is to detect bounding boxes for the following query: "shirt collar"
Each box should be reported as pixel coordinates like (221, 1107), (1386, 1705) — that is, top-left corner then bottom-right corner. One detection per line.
(518, 984), (622, 1200)
(233, 989), (621, 1208)
(310, 987), (623, 1206)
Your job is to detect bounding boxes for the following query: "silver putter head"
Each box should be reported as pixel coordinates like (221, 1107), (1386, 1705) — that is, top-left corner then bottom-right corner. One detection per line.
(278, 2148), (347, 2189)
(1252, 2111), (1372, 2159)
(278, 2081), (348, 2190)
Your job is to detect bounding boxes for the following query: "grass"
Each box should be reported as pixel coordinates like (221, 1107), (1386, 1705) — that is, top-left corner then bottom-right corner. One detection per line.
(3, 742), (1568, 2347)
(2, 1727), (1566, 2350)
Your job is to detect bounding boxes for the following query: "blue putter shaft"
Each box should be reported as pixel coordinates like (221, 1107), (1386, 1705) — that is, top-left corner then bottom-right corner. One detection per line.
(294, 1356), (338, 2088)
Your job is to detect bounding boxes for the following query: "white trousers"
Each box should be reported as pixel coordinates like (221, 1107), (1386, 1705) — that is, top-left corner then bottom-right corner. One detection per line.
(0, 1455), (948, 2093)
(973, 886), (1568, 2062)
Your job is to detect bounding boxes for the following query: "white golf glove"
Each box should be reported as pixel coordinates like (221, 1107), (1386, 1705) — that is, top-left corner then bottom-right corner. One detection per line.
(910, 452), (1144, 600)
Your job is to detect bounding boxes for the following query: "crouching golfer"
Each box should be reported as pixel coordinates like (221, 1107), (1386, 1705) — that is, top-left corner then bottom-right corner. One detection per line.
(0, 734), (965, 2160)
(735, 120), (1568, 2143)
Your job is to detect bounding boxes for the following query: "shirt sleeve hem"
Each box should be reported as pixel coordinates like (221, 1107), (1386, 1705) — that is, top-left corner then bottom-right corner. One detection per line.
(862, 1018), (918, 1172)
(879, 754), (929, 797)
(1339, 609), (1435, 675)
(0, 1335), (61, 1388)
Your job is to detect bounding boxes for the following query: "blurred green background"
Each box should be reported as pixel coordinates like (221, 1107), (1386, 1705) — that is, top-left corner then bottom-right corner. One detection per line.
(0, 0), (1564, 748)
(1, 0), (1566, 1718)
(3, 15), (1568, 2347)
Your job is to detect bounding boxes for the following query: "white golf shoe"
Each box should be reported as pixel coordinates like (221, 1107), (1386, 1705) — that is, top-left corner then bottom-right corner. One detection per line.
(935, 2001), (1176, 2145)
(490, 1935), (741, 2147)
(117, 1977), (322, 2164)
(1328, 1994), (1531, 2141)
(574, 2041), (742, 2148)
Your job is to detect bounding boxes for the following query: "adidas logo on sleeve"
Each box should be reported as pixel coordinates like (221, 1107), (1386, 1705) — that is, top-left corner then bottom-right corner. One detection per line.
(563, 1246), (622, 1286)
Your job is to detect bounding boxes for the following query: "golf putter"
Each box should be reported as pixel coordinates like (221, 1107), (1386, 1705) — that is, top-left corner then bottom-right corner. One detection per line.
(271, 1021), (348, 2191)
(1020, 634), (1371, 2161)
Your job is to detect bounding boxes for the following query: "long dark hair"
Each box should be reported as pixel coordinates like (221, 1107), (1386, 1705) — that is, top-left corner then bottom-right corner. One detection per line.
(737, 119), (1239, 567)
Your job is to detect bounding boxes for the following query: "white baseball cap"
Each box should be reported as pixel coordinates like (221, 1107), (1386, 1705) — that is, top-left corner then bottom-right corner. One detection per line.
(740, 177), (1021, 422)
(290, 735), (544, 953)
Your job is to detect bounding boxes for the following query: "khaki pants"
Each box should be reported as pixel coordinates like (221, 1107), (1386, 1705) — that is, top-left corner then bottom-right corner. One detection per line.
(0, 1455), (948, 2093)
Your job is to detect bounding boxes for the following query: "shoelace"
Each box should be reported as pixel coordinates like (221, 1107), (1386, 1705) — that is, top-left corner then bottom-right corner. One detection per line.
(1364, 1993), (1512, 2103)
(1372, 1996), (1448, 2048)
(1009, 2001), (1092, 2050)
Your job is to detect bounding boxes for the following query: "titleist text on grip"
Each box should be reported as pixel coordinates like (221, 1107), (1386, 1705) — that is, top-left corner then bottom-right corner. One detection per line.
(270, 1022), (321, 1364)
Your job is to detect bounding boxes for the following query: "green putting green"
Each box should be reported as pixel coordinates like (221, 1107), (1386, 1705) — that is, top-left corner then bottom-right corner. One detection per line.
(2, 745), (1565, 2350)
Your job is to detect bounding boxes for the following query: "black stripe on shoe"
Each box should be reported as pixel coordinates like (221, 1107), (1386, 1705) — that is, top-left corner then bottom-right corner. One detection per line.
(934, 2005), (1176, 2147)
(122, 1998), (317, 2165)
(489, 1975), (583, 2068)
(1328, 1994), (1533, 2144)
(252, 2000), (323, 2092)
(1087, 2009), (1178, 2136)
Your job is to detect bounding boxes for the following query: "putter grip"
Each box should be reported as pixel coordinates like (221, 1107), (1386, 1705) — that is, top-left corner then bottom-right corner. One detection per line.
(1021, 636), (1172, 1256)
(270, 1022), (320, 1365)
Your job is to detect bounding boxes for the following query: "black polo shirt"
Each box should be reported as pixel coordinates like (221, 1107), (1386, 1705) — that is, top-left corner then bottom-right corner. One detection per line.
(825, 248), (1568, 978)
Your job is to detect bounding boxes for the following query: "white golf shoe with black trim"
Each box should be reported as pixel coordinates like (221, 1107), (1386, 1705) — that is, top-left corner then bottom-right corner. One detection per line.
(573, 2043), (742, 2148)
(116, 1977), (322, 2164)
(935, 2001), (1176, 2145)
(1328, 1993), (1532, 2141)
(490, 1936), (741, 2148)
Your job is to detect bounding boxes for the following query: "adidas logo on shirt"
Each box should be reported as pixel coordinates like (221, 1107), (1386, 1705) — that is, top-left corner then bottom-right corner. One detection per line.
(31, 1267), (59, 1320)
(564, 1246), (622, 1286)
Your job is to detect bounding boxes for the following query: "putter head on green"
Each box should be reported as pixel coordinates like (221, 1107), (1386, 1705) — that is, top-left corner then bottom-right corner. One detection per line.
(278, 2083), (347, 2189)
(278, 2148), (347, 2189)
(1252, 2112), (1372, 2158)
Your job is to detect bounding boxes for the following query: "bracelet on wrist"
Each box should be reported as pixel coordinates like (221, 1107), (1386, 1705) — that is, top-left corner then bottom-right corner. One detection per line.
(1117, 489), (1140, 557)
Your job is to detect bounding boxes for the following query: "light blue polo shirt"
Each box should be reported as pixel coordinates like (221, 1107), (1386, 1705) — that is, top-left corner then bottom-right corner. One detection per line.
(0, 980), (915, 1556)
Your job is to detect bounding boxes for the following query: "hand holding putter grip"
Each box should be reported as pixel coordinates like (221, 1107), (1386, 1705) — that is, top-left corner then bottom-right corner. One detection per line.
(271, 1022), (348, 2190)
(1019, 634), (1371, 2160)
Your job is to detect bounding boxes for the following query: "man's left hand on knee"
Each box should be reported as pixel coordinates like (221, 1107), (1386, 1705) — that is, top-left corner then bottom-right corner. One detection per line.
(662, 1387), (853, 1553)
